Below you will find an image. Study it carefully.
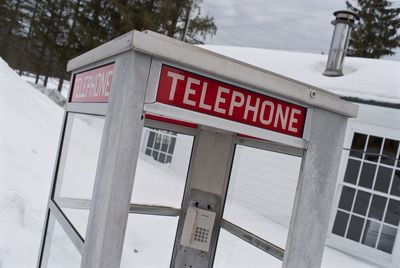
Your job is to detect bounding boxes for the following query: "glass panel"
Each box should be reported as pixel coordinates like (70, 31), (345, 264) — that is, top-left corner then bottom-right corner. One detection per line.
(213, 229), (282, 268)
(361, 220), (380, 248)
(385, 199), (400, 226)
(365, 136), (383, 162)
(343, 159), (361, 185)
(152, 150), (159, 160)
(353, 190), (371, 216)
(145, 148), (152, 156)
(368, 195), (387, 221)
(54, 113), (105, 239)
(159, 153), (166, 163)
(223, 145), (301, 249)
(154, 133), (161, 150)
(131, 128), (194, 208)
(390, 170), (400, 197)
(161, 136), (169, 151)
(374, 167), (393, 193)
(346, 215), (364, 242)
(338, 186), (356, 211)
(121, 214), (178, 267)
(147, 132), (155, 148)
(168, 137), (176, 154)
(358, 163), (377, 189)
(332, 211), (350, 237)
(47, 217), (81, 267)
(377, 225), (397, 254)
(350, 133), (367, 158)
(381, 139), (399, 166)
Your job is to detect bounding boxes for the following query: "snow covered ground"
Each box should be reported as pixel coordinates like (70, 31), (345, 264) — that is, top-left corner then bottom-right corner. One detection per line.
(0, 56), (378, 267)
(0, 58), (63, 267)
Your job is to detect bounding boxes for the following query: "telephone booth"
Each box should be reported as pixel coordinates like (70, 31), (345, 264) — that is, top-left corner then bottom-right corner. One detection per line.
(37, 31), (358, 268)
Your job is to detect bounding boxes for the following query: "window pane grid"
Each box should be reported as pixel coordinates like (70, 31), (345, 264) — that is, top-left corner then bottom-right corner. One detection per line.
(145, 129), (176, 164)
(342, 172), (400, 202)
(337, 208), (399, 229)
(334, 133), (400, 254)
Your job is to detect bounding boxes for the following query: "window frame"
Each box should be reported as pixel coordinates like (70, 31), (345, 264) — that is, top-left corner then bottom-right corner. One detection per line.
(38, 101), (108, 267)
(327, 122), (400, 268)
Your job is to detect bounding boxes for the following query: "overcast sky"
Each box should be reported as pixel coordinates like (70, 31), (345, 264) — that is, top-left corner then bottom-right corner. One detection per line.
(201, 0), (400, 60)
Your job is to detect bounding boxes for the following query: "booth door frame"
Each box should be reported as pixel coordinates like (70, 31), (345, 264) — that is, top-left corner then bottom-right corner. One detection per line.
(169, 126), (304, 267)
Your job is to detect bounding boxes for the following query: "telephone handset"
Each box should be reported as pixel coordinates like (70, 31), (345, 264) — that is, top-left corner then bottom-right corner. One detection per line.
(180, 206), (216, 252)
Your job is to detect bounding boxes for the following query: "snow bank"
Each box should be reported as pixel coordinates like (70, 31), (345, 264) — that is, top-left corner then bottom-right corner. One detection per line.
(0, 58), (63, 267)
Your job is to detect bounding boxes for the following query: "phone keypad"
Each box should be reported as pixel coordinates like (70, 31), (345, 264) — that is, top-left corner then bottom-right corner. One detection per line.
(193, 226), (209, 243)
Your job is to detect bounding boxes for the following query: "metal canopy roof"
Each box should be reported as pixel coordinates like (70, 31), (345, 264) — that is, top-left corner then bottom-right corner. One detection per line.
(67, 30), (358, 118)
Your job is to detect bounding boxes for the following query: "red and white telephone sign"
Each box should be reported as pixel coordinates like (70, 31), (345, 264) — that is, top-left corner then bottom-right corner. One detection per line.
(70, 63), (115, 103)
(156, 65), (307, 138)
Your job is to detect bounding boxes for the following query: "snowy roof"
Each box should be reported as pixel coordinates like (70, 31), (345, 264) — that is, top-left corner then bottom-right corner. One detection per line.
(201, 46), (400, 105)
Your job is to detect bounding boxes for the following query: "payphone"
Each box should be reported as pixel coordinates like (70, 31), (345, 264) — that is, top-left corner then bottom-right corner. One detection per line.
(37, 30), (358, 268)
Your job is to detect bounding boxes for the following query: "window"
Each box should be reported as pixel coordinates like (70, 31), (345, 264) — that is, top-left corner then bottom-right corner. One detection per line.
(332, 133), (400, 255)
(145, 129), (176, 164)
(53, 113), (105, 239)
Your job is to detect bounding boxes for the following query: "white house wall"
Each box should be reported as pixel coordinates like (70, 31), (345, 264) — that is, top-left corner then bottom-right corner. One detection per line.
(327, 102), (400, 268)
(170, 133), (194, 178)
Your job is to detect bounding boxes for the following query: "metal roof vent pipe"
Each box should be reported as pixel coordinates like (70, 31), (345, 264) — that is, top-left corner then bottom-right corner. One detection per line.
(323, 10), (359, 77)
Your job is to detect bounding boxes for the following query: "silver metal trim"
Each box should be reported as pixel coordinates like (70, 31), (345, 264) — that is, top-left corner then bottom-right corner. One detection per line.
(235, 135), (305, 157)
(129, 204), (181, 217)
(220, 219), (284, 261)
(37, 111), (69, 268)
(49, 201), (84, 254)
(56, 197), (91, 210)
(66, 103), (107, 116)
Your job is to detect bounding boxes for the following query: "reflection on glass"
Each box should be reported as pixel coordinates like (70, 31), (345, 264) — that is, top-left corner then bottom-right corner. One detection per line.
(54, 113), (105, 239)
(131, 127), (194, 208)
(365, 136), (383, 162)
(381, 139), (399, 166)
(223, 145), (301, 249)
(362, 220), (380, 248)
(350, 133), (367, 158)
(121, 214), (178, 268)
(47, 216), (81, 268)
(214, 229), (282, 268)
(377, 225), (396, 254)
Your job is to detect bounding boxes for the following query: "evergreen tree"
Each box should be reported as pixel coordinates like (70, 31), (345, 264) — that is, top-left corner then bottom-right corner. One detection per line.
(0, 0), (217, 86)
(347, 0), (400, 58)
